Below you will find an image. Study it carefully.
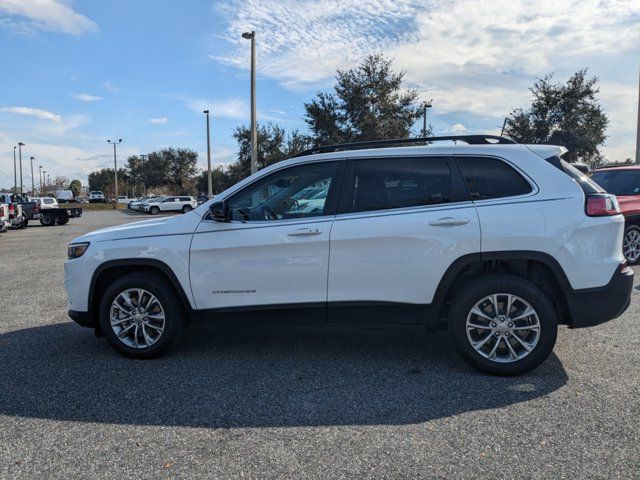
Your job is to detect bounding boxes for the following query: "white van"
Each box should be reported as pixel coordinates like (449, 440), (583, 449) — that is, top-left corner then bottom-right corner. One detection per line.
(56, 190), (74, 203)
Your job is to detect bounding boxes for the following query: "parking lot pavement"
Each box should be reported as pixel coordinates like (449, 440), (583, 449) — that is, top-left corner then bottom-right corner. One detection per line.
(0, 211), (638, 479)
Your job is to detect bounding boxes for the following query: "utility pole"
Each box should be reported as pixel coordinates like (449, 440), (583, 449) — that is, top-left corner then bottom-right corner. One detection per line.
(140, 154), (147, 195)
(30, 156), (35, 195)
(107, 139), (122, 201)
(242, 31), (257, 174)
(203, 110), (213, 197)
(422, 100), (432, 137)
(636, 68), (640, 164)
(39, 165), (43, 193)
(18, 142), (24, 194)
(12, 146), (17, 194)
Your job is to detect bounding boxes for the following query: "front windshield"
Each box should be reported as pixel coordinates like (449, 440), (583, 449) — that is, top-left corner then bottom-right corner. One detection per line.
(590, 170), (640, 196)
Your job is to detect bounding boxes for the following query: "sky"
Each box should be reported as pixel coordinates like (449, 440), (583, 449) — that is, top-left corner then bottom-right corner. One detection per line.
(0, 0), (638, 191)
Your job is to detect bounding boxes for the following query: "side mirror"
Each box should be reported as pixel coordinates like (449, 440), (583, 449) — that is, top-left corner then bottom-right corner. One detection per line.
(209, 201), (230, 222)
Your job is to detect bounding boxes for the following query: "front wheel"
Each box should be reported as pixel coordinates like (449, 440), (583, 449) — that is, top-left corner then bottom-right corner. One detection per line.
(149, 206), (160, 215)
(98, 273), (186, 358)
(40, 213), (55, 226)
(623, 225), (640, 265)
(448, 275), (558, 376)
(181, 205), (192, 213)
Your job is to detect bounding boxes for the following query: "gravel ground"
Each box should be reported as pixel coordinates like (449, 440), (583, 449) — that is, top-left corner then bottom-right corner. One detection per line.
(0, 210), (638, 479)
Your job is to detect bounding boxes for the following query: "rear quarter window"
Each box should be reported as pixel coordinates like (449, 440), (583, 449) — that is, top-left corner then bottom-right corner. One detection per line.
(456, 157), (533, 200)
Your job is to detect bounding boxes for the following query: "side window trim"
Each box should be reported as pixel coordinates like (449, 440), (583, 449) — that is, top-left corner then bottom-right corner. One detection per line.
(336, 155), (471, 216)
(454, 154), (538, 202)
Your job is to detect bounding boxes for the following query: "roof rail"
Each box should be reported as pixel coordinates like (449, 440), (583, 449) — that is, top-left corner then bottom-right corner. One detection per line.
(294, 135), (516, 157)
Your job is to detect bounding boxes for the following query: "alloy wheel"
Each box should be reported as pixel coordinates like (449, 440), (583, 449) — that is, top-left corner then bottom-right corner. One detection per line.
(109, 288), (165, 349)
(623, 229), (640, 263)
(465, 293), (540, 363)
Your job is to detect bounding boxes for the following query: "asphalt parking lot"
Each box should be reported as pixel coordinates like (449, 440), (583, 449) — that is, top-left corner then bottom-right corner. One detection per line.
(0, 210), (638, 479)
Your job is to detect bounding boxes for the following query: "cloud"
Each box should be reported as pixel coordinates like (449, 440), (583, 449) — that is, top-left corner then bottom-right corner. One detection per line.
(0, 0), (97, 35)
(174, 95), (249, 120)
(1, 106), (61, 122)
(103, 80), (118, 92)
(149, 117), (168, 124)
(73, 93), (102, 102)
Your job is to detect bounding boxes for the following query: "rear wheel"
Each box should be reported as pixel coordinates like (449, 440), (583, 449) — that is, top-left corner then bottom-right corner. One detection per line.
(449, 275), (558, 376)
(57, 215), (69, 225)
(149, 206), (160, 215)
(40, 212), (55, 226)
(622, 225), (640, 265)
(98, 273), (186, 358)
(181, 205), (192, 213)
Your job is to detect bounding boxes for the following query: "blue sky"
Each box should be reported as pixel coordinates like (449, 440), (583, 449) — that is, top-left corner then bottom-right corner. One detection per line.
(0, 0), (638, 190)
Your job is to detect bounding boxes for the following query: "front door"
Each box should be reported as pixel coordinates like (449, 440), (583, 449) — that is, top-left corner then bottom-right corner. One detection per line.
(190, 160), (343, 320)
(327, 155), (481, 323)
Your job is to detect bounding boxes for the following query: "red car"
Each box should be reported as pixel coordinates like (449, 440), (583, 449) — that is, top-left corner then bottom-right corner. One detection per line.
(590, 166), (640, 264)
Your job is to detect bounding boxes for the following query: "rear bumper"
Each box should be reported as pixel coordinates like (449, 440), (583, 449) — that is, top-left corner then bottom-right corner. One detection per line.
(566, 266), (634, 328)
(68, 309), (93, 328)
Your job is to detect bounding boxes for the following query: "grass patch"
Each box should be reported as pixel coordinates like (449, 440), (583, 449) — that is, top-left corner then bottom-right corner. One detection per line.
(64, 202), (128, 211)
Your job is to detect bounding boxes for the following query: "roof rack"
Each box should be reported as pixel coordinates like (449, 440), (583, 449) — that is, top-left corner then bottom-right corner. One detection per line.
(294, 135), (516, 157)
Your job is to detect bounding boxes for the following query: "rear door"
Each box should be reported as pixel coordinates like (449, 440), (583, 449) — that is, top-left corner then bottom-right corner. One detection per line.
(327, 155), (481, 323)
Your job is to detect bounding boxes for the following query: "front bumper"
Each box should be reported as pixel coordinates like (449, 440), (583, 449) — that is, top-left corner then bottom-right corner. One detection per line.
(566, 266), (634, 328)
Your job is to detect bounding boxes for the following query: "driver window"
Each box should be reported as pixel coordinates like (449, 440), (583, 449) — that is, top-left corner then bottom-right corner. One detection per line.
(227, 161), (339, 222)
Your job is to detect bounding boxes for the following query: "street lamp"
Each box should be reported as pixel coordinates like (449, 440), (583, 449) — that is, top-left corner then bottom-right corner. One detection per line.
(203, 110), (213, 197)
(17, 142), (25, 195)
(30, 156), (35, 195)
(107, 139), (122, 201)
(422, 100), (433, 138)
(140, 154), (147, 196)
(39, 165), (43, 194)
(12, 146), (17, 194)
(242, 30), (257, 174)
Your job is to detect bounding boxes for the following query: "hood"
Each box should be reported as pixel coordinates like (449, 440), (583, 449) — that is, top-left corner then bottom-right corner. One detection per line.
(70, 212), (202, 244)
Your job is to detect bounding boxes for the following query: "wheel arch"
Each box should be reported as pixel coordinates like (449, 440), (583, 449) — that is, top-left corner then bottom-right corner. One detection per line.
(88, 259), (194, 334)
(431, 251), (572, 326)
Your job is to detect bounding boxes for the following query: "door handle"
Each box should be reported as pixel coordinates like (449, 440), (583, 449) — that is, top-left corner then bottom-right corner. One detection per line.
(429, 217), (470, 227)
(287, 228), (322, 236)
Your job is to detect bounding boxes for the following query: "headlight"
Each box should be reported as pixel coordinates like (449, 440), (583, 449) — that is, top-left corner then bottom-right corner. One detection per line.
(68, 242), (90, 259)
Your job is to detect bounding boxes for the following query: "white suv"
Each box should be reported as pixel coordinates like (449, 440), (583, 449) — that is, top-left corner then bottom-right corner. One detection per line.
(64, 135), (633, 375)
(143, 196), (197, 215)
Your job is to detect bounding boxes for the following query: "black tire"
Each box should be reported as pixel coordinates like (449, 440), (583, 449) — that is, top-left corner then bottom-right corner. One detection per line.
(19, 219), (28, 229)
(448, 274), (558, 376)
(181, 205), (192, 213)
(40, 213), (55, 226)
(57, 215), (69, 225)
(98, 273), (187, 359)
(622, 225), (640, 265)
(149, 206), (160, 215)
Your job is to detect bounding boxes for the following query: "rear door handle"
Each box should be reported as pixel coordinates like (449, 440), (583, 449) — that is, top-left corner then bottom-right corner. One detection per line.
(287, 228), (322, 236)
(429, 217), (470, 227)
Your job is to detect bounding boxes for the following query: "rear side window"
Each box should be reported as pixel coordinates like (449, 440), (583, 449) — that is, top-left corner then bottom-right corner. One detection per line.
(347, 157), (452, 213)
(457, 157), (532, 200)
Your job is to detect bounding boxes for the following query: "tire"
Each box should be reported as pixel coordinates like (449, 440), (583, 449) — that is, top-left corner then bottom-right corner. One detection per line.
(19, 219), (28, 229)
(149, 206), (160, 215)
(40, 212), (55, 226)
(448, 274), (558, 376)
(98, 273), (187, 358)
(181, 205), (192, 213)
(622, 225), (640, 265)
(57, 215), (69, 225)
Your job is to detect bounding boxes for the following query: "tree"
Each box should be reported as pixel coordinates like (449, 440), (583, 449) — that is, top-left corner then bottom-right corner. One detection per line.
(51, 176), (70, 191)
(68, 179), (82, 197)
(125, 148), (199, 195)
(196, 168), (231, 195)
(227, 123), (313, 184)
(504, 70), (608, 165)
(304, 53), (429, 145)
(88, 168), (128, 198)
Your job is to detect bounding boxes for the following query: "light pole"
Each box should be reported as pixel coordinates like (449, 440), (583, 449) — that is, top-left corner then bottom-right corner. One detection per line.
(107, 139), (122, 201)
(422, 100), (432, 138)
(18, 142), (25, 195)
(30, 156), (35, 195)
(203, 110), (213, 197)
(636, 68), (639, 163)
(12, 146), (17, 194)
(39, 165), (43, 194)
(140, 154), (147, 195)
(242, 31), (257, 174)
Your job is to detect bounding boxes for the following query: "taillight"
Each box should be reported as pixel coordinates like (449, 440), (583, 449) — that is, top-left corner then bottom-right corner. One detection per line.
(0, 206), (4, 217)
(8, 203), (14, 216)
(586, 194), (620, 217)
(34, 203), (40, 213)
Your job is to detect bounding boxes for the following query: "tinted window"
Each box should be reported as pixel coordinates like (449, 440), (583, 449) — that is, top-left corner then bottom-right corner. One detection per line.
(457, 157), (532, 200)
(180, 197), (191, 201)
(227, 162), (339, 221)
(347, 157), (452, 213)
(590, 169), (640, 196)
